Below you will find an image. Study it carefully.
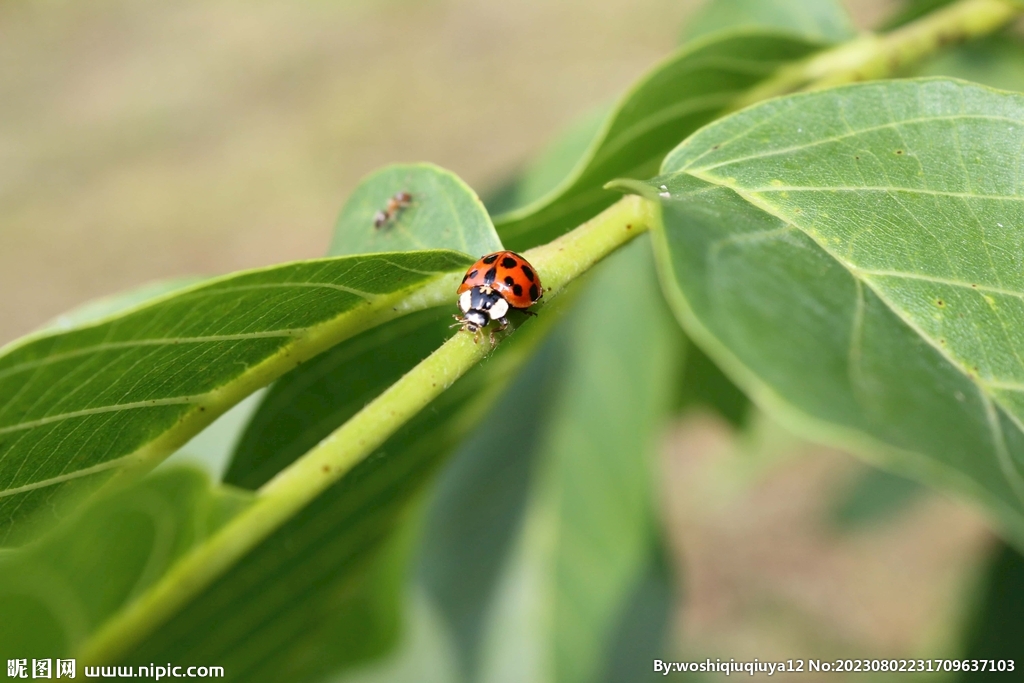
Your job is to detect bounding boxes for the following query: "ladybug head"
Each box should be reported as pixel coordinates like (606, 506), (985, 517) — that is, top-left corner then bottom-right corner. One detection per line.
(461, 310), (488, 332)
(457, 286), (509, 332)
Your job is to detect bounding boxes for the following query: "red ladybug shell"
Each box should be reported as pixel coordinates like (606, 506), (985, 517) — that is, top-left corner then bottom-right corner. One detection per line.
(458, 250), (542, 309)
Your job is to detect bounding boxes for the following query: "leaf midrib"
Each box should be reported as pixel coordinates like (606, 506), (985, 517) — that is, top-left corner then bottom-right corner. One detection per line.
(684, 166), (1024, 503)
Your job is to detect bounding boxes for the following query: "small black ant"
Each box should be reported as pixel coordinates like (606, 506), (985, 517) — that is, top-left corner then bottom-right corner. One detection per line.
(373, 191), (412, 228)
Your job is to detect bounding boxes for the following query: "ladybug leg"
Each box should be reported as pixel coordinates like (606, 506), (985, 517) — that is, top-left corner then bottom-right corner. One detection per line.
(497, 317), (509, 331)
(520, 309), (538, 318)
(488, 328), (498, 348)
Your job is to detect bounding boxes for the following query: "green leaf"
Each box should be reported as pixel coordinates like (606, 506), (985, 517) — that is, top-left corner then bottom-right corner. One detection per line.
(0, 250), (472, 545)
(492, 31), (824, 251)
(882, 0), (956, 30)
(541, 240), (681, 683)
(956, 542), (1024, 676)
(682, 0), (855, 44)
(37, 277), (206, 334)
(828, 466), (925, 530)
(650, 78), (1024, 544)
(334, 590), (461, 683)
(512, 105), (614, 212)
(0, 467), (252, 659)
(476, 239), (683, 683)
(600, 541), (675, 683)
(418, 330), (566, 681)
(674, 339), (751, 426)
(330, 163), (503, 257)
(920, 34), (1024, 93)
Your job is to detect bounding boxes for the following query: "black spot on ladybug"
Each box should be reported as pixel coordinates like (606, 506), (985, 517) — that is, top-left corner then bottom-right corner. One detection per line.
(482, 254), (499, 264)
(521, 265), (535, 282)
(469, 269), (478, 279)
(484, 266), (497, 284)
(501, 256), (517, 269)
(529, 284), (539, 301)
(462, 274), (469, 282)
(504, 276), (515, 287)
(513, 284), (523, 297)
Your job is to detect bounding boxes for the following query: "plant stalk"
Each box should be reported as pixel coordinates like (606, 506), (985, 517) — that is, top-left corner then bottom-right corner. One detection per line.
(732, 0), (1021, 110)
(78, 193), (655, 664)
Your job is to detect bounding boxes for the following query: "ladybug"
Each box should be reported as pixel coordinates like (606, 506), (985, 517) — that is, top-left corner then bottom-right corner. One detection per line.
(455, 250), (543, 341)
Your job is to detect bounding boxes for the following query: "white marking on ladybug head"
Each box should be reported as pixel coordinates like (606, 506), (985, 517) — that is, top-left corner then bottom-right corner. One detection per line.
(458, 289), (473, 314)
(488, 297), (509, 320)
(464, 311), (487, 330)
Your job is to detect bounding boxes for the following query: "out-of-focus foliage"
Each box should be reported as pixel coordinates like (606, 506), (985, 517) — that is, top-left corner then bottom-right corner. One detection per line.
(682, 0), (855, 43)
(493, 31), (824, 251)
(920, 34), (1024, 93)
(957, 543), (1024, 678)
(829, 467), (925, 530)
(0, 468), (252, 657)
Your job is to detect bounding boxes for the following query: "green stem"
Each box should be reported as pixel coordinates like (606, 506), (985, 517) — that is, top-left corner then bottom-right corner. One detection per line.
(732, 0), (1020, 110)
(79, 193), (654, 664)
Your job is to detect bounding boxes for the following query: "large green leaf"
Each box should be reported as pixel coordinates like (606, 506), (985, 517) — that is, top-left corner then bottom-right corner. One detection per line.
(0, 467), (251, 659)
(541, 240), (681, 683)
(920, 34), (1024, 93)
(330, 163), (503, 257)
(476, 239), (682, 683)
(956, 542), (1024, 678)
(492, 31), (823, 251)
(673, 339), (751, 426)
(0, 250), (472, 544)
(600, 542), (676, 683)
(38, 277), (206, 334)
(682, 0), (855, 44)
(882, 0), (956, 30)
(418, 336), (566, 682)
(649, 78), (1024, 543)
(509, 105), (614, 213)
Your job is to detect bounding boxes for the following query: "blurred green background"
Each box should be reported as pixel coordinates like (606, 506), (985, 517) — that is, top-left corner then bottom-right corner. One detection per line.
(1, 0), (1013, 680)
